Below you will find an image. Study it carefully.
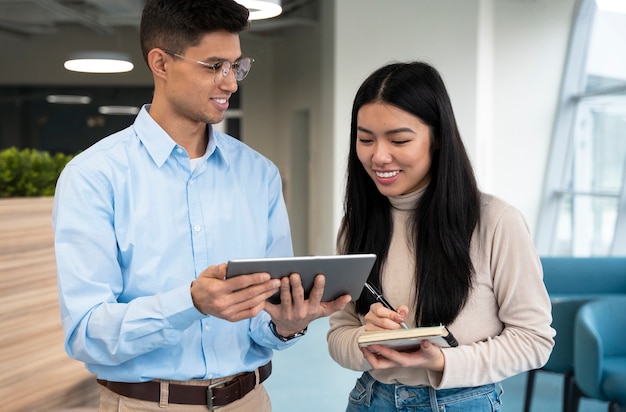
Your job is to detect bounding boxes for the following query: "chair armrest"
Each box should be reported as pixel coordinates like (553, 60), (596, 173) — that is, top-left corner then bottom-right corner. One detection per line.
(574, 304), (604, 399)
(545, 297), (599, 372)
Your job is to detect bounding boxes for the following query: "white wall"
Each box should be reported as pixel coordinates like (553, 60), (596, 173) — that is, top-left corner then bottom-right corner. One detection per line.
(491, 0), (574, 231)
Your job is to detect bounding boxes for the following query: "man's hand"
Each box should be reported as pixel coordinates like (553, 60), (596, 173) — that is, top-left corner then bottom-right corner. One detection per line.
(263, 273), (352, 337)
(191, 263), (280, 322)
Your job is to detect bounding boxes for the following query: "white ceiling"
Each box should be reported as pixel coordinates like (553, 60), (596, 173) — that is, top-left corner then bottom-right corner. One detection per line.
(0, 0), (317, 37)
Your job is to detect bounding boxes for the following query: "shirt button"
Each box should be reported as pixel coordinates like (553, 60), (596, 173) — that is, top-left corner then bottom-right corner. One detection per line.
(176, 147), (183, 153)
(194, 225), (201, 232)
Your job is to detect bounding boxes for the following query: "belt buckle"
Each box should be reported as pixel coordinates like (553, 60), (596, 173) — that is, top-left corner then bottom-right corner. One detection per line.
(206, 380), (225, 411)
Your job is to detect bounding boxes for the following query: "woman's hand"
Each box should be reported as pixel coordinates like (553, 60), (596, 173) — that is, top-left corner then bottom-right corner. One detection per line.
(361, 302), (445, 372)
(361, 339), (446, 372)
(364, 302), (409, 331)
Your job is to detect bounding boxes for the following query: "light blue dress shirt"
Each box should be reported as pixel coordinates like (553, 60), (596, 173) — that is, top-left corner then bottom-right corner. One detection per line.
(53, 105), (295, 382)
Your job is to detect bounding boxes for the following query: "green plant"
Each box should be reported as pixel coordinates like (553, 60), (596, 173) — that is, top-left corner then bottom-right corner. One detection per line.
(0, 147), (74, 197)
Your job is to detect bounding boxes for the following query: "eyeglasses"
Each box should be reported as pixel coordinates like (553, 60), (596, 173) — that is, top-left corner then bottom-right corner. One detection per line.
(163, 50), (254, 83)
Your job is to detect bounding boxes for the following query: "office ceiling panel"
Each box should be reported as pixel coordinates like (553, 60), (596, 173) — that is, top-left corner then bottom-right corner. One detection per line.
(0, 0), (317, 37)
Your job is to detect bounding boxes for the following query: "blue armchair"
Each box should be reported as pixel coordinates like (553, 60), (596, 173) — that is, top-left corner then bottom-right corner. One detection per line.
(523, 257), (626, 412)
(574, 297), (626, 411)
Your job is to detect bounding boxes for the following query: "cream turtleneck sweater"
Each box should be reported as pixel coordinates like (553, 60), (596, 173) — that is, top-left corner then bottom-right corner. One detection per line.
(327, 188), (555, 389)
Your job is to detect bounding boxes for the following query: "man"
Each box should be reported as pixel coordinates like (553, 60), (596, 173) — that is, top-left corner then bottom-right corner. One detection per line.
(52, 1), (350, 410)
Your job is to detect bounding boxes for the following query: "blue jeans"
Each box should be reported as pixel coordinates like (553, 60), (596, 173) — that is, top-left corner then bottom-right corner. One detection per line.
(345, 372), (503, 412)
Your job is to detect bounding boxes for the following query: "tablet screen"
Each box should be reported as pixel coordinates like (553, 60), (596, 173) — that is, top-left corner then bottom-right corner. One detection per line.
(226, 254), (376, 304)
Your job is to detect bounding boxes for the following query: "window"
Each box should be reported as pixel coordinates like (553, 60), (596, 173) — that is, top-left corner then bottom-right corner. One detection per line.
(0, 86), (152, 154)
(536, 0), (626, 256)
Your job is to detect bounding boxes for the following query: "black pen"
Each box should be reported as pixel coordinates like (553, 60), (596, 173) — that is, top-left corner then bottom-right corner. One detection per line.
(364, 282), (409, 329)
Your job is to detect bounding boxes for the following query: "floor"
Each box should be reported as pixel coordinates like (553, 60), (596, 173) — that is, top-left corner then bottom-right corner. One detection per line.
(265, 318), (612, 412)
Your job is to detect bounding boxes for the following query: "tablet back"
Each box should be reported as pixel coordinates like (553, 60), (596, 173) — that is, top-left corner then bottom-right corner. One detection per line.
(226, 254), (376, 304)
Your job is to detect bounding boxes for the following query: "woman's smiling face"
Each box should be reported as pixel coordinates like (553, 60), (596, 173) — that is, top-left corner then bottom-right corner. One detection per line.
(356, 102), (433, 197)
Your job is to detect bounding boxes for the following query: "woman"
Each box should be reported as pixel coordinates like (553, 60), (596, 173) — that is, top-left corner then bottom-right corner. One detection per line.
(327, 62), (555, 411)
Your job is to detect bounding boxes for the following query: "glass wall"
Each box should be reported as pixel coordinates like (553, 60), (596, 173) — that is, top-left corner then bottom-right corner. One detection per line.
(537, 0), (626, 256)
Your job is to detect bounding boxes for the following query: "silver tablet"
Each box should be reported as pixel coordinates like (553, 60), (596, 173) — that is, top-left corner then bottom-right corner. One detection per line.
(226, 254), (377, 304)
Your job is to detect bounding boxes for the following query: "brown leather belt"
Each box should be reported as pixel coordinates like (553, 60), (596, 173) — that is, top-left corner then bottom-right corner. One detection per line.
(97, 361), (271, 410)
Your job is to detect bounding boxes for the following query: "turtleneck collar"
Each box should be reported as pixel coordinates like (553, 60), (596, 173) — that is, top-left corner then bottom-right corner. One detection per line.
(388, 184), (428, 211)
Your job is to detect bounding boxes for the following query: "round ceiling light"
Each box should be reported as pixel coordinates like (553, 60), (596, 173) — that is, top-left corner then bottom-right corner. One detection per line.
(236, 0), (282, 20)
(64, 52), (134, 74)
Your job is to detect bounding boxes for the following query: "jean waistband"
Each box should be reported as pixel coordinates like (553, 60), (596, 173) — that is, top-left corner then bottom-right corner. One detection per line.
(362, 371), (499, 405)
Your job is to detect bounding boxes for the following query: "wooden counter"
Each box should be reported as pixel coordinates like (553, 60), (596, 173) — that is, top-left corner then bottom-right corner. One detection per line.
(0, 197), (98, 412)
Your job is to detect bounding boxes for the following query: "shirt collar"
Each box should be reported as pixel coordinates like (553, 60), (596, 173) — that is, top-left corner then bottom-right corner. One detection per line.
(132, 104), (227, 168)
(133, 105), (176, 167)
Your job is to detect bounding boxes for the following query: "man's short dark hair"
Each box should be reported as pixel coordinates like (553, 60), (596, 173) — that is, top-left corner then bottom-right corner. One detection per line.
(140, 0), (250, 66)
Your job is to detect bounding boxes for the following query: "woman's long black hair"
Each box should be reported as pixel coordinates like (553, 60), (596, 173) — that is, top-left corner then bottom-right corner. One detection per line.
(338, 62), (480, 327)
